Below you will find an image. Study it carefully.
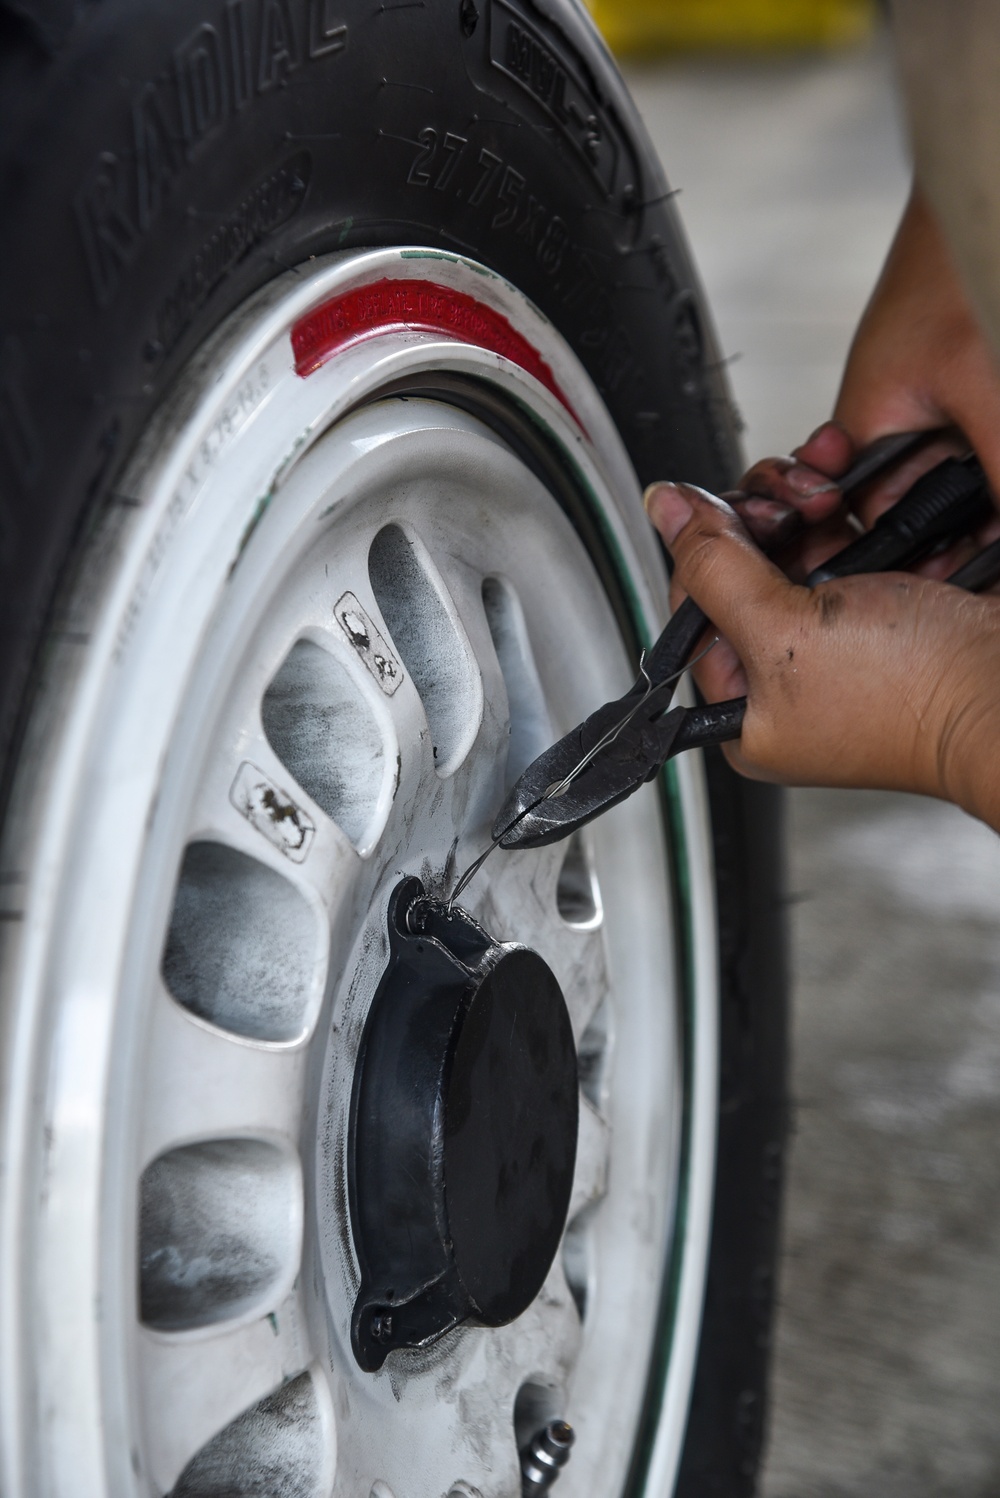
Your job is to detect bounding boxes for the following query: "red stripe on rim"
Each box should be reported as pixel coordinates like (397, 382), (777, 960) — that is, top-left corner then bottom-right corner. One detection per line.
(291, 277), (584, 430)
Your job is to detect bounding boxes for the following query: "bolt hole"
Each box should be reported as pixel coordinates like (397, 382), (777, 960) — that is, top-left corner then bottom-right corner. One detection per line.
(577, 997), (611, 1111)
(481, 575), (552, 791)
(162, 841), (321, 1043)
(262, 637), (388, 848)
(369, 523), (479, 777)
(561, 1201), (596, 1321)
(555, 831), (602, 929)
(139, 1139), (301, 1332)
(514, 1381), (563, 1454)
(171, 1373), (325, 1497)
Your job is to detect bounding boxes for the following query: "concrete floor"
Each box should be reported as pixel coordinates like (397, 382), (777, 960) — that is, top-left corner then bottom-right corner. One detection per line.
(623, 37), (1000, 1498)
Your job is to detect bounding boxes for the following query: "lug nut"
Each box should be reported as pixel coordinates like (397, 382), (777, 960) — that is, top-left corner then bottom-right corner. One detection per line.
(520, 1420), (575, 1493)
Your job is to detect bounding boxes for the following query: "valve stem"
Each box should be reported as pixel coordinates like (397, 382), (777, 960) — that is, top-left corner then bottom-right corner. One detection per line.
(520, 1420), (575, 1493)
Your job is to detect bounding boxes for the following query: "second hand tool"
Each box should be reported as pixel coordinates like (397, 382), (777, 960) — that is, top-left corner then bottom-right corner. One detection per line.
(479, 440), (998, 863)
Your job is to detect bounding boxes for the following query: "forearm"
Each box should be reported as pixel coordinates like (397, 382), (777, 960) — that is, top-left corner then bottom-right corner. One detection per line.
(834, 181), (1000, 497)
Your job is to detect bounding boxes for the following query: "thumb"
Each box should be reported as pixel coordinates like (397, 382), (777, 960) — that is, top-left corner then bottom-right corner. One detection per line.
(644, 481), (795, 657)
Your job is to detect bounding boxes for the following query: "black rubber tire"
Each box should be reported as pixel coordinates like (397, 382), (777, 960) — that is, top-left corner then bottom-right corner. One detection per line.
(0, 2), (788, 1492)
(681, 759), (788, 1497)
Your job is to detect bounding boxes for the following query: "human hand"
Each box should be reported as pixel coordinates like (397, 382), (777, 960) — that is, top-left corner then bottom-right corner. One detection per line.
(644, 480), (1000, 832)
(724, 184), (1000, 580)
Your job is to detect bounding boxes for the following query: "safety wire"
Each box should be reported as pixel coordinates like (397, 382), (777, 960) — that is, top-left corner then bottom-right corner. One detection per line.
(447, 637), (719, 909)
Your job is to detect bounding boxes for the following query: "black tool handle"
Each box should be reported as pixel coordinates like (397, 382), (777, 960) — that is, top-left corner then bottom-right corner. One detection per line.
(824, 429), (931, 491)
(806, 455), (990, 586)
(670, 697), (747, 755)
(645, 595), (709, 685)
(946, 535), (1000, 593)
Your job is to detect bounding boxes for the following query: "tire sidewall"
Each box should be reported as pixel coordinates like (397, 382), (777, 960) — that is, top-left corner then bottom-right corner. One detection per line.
(0, 0), (738, 782)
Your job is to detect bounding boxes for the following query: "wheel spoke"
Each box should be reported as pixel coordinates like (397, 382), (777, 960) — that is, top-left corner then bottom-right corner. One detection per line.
(419, 534), (558, 814)
(139, 988), (308, 1167)
(550, 926), (612, 1044)
(331, 1337), (525, 1498)
(569, 1096), (611, 1223)
(138, 1291), (309, 1493)
(189, 724), (361, 901)
(422, 557), (519, 784)
(361, 525), (524, 854)
(367, 520), (485, 786)
(489, 1262), (584, 1405)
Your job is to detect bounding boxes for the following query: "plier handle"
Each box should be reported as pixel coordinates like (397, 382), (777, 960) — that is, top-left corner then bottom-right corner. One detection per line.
(495, 437), (996, 850)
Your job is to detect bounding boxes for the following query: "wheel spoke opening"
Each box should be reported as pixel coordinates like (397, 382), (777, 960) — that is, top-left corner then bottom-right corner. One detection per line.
(576, 997), (612, 1112)
(139, 1139), (302, 1331)
(368, 523), (480, 775)
(480, 575), (552, 790)
(169, 1371), (326, 1498)
(563, 1091), (612, 1325)
(162, 841), (323, 1044)
(262, 638), (391, 850)
(561, 1200), (598, 1322)
(555, 833), (603, 930)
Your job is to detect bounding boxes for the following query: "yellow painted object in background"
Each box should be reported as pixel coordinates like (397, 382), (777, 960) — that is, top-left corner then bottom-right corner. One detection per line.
(587, 0), (875, 53)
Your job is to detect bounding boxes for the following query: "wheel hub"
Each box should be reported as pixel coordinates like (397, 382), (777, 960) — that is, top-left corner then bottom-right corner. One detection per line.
(348, 878), (579, 1371)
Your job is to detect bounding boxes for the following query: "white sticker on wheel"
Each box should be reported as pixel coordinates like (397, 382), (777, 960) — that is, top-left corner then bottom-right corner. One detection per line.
(229, 761), (316, 862)
(334, 591), (403, 695)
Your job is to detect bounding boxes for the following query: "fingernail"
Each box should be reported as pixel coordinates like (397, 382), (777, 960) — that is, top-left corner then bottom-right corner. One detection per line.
(785, 464), (839, 498)
(644, 482), (692, 544)
(738, 496), (796, 526)
(738, 497), (800, 546)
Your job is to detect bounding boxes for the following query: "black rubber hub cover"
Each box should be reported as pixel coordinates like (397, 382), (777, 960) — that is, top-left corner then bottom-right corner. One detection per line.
(348, 877), (578, 1371)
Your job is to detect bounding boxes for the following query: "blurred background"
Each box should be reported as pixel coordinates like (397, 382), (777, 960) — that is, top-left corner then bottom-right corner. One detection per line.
(586, 4), (1000, 1494)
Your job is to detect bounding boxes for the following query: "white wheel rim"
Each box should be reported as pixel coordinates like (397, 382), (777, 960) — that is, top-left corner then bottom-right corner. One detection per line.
(0, 249), (718, 1498)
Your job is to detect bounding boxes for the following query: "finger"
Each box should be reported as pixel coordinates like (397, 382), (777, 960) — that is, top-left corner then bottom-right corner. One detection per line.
(945, 376), (1000, 507)
(915, 539), (976, 581)
(739, 454), (844, 525)
(665, 559), (748, 700)
(645, 481), (796, 659)
(690, 633), (748, 703)
(978, 512), (1000, 545)
(791, 419), (857, 476)
(730, 495), (802, 550)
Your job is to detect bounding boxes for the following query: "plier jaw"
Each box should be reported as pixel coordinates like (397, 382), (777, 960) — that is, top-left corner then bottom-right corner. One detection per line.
(493, 689), (689, 850)
(493, 692), (751, 848)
